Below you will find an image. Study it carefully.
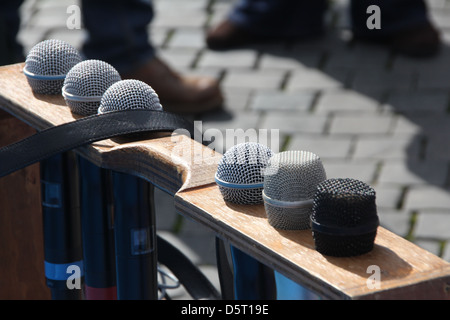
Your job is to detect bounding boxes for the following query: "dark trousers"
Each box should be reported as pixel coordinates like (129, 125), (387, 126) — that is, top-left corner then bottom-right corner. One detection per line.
(0, 0), (155, 73)
(229, 0), (429, 38)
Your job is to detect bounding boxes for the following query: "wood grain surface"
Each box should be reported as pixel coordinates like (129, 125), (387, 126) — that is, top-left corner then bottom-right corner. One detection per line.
(175, 184), (450, 299)
(0, 111), (50, 299)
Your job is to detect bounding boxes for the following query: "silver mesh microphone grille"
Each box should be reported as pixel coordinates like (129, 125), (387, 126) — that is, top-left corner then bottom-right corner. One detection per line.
(263, 151), (326, 230)
(62, 60), (122, 116)
(215, 142), (273, 205)
(23, 39), (82, 95)
(98, 79), (162, 114)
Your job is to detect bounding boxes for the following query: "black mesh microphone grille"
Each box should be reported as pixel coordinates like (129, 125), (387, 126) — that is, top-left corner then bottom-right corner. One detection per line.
(263, 150), (326, 230)
(62, 60), (122, 115)
(215, 142), (273, 205)
(311, 178), (379, 257)
(23, 39), (82, 95)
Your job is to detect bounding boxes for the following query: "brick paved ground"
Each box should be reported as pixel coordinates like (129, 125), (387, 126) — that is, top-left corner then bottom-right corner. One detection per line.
(15, 0), (450, 299)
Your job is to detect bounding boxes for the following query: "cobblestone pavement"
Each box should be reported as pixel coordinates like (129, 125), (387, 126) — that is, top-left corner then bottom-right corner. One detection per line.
(16, 0), (450, 299)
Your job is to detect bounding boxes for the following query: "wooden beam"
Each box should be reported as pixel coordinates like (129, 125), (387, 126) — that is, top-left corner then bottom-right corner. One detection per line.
(0, 111), (50, 299)
(175, 184), (450, 300)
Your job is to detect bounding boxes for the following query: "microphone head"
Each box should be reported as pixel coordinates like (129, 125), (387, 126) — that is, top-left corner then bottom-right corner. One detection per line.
(311, 178), (379, 257)
(263, 150), (326, 230)
(23, 39), (82, 95)
(62, 59), (121, 116)
(215, 142), (273, 205)
(98, 79), (162, 114)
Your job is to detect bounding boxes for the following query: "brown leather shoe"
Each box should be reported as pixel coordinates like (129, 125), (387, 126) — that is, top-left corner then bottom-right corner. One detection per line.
(353, 22), (441, 58)
(391, 22), (441, 58)
(122, 57), (223, 114)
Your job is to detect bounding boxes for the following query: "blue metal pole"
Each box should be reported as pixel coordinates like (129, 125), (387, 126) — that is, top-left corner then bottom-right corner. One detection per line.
(230, 246), (276, 300)
(275, 271), (320, 300)
(112, 172), (158, 299)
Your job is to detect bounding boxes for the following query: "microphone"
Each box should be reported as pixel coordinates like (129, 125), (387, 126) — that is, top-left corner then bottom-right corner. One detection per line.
(62, 59), (121, 116)
(263, 150), (325, 300)
(98, 79), (162, 114)
(311, 178), (379, 257)
(76, 79), (162, 299)
(215, 142), (276, 299)
(40, 152), (84, 300)
(78, 157), (117, 300)
(23, 40), (85, 299)
(111, 172), (158, 300)
(61, 59), (121, 299)
(23, 39), (82, 95)
(97, 79), (162, 299)
(215, 142), (273, 205)
(263, 150), (326, 230)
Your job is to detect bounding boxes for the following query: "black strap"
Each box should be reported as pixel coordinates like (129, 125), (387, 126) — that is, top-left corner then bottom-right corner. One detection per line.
(157, 234), (221, 300)
(0, 109), (196, 178)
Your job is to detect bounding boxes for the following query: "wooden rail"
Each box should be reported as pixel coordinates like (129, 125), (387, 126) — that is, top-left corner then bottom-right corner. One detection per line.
(1, 62), (450, 299)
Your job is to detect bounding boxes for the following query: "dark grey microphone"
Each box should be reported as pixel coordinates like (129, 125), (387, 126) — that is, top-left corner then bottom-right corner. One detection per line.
(23, 39), (82, 95)
(215, 142), (273, 205)
(263, 150), (326, 230)
(62, 59), (121, 116)
(311, 178), (379, 257)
